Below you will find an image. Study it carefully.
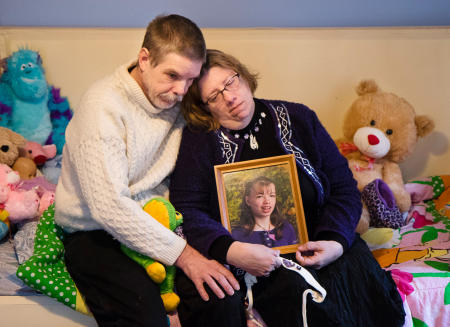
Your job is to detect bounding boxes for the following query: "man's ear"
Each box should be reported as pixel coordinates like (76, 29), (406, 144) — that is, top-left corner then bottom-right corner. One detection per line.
(137, 48), (151, 70)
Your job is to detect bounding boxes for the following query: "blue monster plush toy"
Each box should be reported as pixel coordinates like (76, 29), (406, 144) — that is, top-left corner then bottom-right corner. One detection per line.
(0, 49), (72, 154)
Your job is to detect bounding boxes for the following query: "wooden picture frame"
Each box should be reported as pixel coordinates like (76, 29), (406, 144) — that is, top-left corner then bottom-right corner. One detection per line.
(214, 154), (308, 254)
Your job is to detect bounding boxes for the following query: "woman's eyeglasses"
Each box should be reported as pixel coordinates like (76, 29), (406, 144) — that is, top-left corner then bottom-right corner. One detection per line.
(205, 73), (240, 105)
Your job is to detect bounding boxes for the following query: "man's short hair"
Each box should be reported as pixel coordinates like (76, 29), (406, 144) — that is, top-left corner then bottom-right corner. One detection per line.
(142, 14), (206, 66)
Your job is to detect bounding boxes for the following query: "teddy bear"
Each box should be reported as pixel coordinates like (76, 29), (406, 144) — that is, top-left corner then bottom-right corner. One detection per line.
(0, 126), (38, 180)
(0, 126), (27, 167)
(0, 124), (59, 183)
(121, 197), (183, 312)
(0, 48), (72, 154)
(336, 79), (435, 234)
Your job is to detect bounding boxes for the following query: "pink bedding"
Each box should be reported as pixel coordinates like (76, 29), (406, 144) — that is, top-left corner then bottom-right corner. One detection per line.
(362, 175), (450, 327)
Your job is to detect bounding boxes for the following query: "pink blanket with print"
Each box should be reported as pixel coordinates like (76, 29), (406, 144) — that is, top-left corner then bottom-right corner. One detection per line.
(362, 175), (449, 327)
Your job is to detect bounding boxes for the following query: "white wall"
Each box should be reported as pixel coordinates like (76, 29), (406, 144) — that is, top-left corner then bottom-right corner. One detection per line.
(0, 26), (449, 180)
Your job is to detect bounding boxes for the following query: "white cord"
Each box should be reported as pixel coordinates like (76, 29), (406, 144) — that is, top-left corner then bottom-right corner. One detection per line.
(244, 257), (326, 327)
(276, 257), (326, 327)
(244, 273), (266, 327)
(244, 272), (257, 311)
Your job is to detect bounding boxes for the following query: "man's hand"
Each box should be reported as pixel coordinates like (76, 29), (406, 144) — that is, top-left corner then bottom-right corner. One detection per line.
(295, 240), (343, 269)
(175, 244), (240, 301)
(226, 241), (279, 276)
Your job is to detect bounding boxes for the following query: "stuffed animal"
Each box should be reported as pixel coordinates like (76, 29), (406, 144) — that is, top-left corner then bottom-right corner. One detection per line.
(19, 141), (57, 166)
(0, 49), (72, 154)
(40, 154), (62, 184)
(0, 163), (21, 201)
(0, 126), (26, 167)
(0, 164), (40, 223)
(0, 209), (10, 240)
(336, 80), (435, 234)
(0, 164), (56, 241)
(12, 157), (37, 180)
(121, 197), (183, 312)
(4, 188), (40, 223)
(18, 140), (60, 183)
(17, 176), (56, 215)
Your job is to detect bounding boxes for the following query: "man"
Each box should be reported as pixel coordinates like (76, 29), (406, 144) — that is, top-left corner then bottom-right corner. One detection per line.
(55, 14), (239, 326)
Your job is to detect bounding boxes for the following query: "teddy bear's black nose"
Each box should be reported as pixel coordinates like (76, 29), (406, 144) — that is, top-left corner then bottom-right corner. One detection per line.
(1, 145), (9, 152)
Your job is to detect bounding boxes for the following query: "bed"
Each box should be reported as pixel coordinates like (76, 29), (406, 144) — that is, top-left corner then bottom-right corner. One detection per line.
(0, 237), (96, 326)
(2, 175), (448, 327)
(362, 175), (450, 327)
(0, 26), (449, 326)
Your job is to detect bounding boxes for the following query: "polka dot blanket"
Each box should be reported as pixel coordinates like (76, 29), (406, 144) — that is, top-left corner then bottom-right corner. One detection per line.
(15, 204), (91, 315)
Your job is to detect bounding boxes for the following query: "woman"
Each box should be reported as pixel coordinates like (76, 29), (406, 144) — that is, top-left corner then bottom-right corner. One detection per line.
(169, 49), (404, 327)
(232, 176), (298, 247)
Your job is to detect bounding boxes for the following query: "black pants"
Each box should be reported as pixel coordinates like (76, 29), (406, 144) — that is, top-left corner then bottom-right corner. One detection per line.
(175, 269), (247, 327)
(63, 230), (168, 327)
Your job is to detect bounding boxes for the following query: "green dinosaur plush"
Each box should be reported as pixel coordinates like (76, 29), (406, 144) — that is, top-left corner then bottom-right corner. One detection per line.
(121, 197), (183, 312)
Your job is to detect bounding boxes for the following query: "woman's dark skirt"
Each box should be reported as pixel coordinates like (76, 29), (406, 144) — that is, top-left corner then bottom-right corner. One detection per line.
(251, 235), (405, 327)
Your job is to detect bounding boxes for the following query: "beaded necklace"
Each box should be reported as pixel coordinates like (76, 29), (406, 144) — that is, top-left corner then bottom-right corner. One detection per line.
(232, 111), (267, 150)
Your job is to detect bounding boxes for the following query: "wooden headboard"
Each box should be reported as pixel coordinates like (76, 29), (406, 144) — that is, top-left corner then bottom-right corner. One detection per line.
(1, 26), (449, 179)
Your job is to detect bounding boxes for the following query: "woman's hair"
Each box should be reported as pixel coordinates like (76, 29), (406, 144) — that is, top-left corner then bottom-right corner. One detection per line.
(142, 14), (206, 67)
(181, 49), (259, 131)
(239, 176), (285, 239)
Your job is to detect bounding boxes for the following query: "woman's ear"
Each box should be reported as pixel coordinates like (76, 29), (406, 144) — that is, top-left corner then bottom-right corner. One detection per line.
(245, 195), (250, 206)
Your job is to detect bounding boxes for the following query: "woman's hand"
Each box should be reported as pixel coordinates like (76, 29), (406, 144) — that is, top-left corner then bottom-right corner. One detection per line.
(295, 240), (343, 269)
(226, 241), (279, 276)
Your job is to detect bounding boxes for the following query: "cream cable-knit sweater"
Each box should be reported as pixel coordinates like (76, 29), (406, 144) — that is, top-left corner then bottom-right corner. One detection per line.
(55, 61), (187, 266)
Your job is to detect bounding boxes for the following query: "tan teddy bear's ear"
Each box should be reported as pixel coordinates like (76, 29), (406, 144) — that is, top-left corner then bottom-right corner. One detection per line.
(415, 115), (435, 138)
(356, 79), (379, 96)
(6, 128), (27, 147)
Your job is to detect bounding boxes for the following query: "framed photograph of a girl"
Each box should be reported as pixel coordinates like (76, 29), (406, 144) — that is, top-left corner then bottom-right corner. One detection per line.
(214, 154), (308, 254)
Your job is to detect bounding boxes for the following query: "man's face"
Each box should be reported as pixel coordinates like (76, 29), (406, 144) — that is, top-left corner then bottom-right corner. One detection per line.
(139, 51), (203, 110)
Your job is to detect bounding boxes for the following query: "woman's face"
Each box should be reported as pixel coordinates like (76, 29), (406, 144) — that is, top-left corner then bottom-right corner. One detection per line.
(198, 66), (255, 130)
(245, 182), (276, 220)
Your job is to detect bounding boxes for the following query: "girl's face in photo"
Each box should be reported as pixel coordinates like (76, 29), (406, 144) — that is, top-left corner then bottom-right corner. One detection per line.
(245, 182), (276, 219)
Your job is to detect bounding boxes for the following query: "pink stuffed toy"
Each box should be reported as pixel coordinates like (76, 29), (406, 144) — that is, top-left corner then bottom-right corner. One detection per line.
(4, 190), (40, 222)
(37, 189), (55, 216)
(20, 141), (57, 166)
(0, 164), (40, 223)
(0, 164), (20, 202)
(18, 176), (56, 215)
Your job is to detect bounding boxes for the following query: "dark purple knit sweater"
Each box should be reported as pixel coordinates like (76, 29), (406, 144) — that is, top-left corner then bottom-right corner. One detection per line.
(169, 99), (361, 260)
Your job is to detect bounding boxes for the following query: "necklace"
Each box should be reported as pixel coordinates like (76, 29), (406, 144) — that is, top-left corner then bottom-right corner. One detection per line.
(233, 112), (266, 150)
(255, 221), (277, 244)
(254, 221), (273, 232)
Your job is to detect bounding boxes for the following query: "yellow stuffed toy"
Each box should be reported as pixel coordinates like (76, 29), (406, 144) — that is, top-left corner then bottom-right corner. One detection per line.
(121, 197), (183, 312)
(0, 209), (10, 240)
